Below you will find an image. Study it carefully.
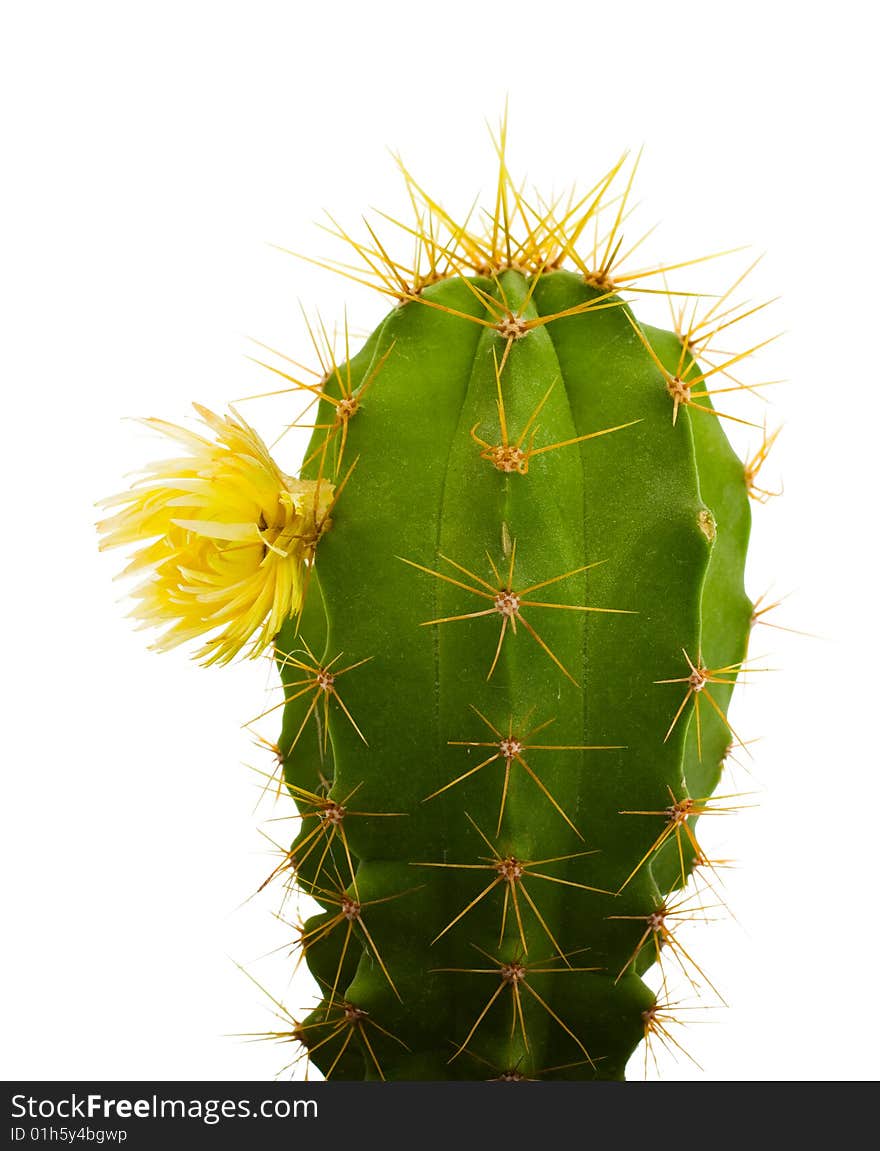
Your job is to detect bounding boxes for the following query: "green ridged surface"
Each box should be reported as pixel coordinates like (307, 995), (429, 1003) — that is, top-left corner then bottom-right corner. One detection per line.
(275, 269), (751, 1079)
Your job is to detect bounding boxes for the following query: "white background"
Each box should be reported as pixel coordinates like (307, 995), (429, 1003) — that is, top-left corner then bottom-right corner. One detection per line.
(2, 0), (878, 1081)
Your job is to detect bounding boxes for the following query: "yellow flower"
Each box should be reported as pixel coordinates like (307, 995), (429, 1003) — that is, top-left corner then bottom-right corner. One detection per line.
(97, 404), (333, 665)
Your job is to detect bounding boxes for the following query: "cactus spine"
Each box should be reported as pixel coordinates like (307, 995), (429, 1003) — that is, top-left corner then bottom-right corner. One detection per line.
(99, 122), (778, 1080)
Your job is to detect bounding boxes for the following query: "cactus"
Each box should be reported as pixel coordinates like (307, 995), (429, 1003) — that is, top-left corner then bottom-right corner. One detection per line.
(98, 118), (779, 1080)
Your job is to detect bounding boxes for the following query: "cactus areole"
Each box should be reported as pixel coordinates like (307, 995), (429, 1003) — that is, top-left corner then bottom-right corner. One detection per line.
(99, 121), (778, 1080)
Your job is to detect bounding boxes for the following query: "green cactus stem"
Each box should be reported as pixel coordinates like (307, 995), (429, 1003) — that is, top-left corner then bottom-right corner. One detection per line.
(265, 128), (774, 1077)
